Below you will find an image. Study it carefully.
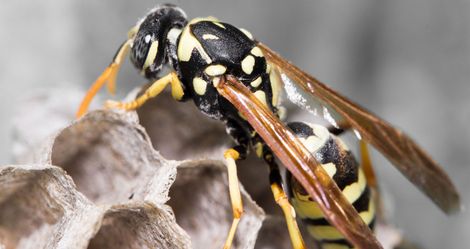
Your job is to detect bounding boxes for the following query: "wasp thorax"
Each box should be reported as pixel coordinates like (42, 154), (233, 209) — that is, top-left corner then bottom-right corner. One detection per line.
(130, 4), (187, 79)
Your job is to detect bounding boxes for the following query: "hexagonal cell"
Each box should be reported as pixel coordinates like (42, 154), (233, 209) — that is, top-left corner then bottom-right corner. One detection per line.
(0, 165), (102, 249)
(255, 215), (320, 249)
(49, 111), (176, 206)
(136, 90), (282, 216)
(168, 160), (265, 249)
(255, 216), (291, 249)
(88, 202), (190, 249)
(137, 90), (229, 161)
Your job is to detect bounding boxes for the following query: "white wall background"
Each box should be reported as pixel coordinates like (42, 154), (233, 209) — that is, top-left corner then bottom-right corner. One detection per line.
(0, 0), (469, 248)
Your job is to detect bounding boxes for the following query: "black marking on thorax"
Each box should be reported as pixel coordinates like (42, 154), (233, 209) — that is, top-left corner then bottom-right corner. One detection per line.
(177, 19), (275, 129)
(191, 21), (254, 69)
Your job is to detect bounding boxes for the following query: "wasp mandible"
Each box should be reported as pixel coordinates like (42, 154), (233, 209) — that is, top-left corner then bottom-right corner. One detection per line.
(76, 4), (460, 249)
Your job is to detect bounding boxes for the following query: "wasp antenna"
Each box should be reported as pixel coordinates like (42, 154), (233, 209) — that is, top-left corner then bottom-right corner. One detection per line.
(76, 40), (131, 118)
(106, 40), (132, 94)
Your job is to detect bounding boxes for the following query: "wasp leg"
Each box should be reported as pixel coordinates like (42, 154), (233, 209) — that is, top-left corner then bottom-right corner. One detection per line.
(359, 140), (377, 189)
(77, 40), (132, 118)
(222, 120), (250, 249)
(223, 148), (244, 249)
(263, 148), (306, 249)
(105, 71), (184, 111)
(359, 139), (387, 224)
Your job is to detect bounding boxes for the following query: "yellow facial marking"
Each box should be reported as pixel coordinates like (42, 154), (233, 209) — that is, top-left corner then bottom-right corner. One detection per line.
(254, 90), (268, 107)
(193, 77), (208, 95)
(239, 28), (253, 39)
(202, 34), (219, 40)
(241, 55), (255, 75)
(250, 76), (262, 88)
(251, 47), (263, 57)
(205, 64), (227, 76)
(143, 40), (159, 70)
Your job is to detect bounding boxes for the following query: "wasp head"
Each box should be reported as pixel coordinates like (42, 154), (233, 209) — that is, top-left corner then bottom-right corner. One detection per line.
(129, 4), (187, 79)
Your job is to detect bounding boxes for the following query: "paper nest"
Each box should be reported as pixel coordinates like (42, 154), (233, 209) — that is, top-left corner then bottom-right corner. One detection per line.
(1, 87), (404, 249)
(0, 88), (302, 249)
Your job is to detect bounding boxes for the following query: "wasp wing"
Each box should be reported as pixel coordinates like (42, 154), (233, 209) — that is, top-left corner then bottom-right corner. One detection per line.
(258, 42), (460, 214)
(217, 75), (383, 249)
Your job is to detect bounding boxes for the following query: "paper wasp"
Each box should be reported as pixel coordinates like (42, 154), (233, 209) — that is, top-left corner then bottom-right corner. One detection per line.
(76, 4), (460, 249)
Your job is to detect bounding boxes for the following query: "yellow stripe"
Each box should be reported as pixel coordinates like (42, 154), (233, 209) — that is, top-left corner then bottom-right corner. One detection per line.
(291, 167), (372, 222)
(291, 194), (323, 219)
(269, 66), (281, 106)
(342, 169), (366, 204)
(359, 196), (376, 225)
(254, 90), (268, 107)
(303, 198), (375, 241)
(212, 21), (226, 29)
(239, 28), (253, 39)
(322, 162), (337, 178)
(307, 225), (344, 240)
(178, 18), (215, 63)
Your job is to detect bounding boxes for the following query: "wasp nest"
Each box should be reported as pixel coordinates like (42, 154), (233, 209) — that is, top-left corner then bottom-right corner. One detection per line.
(2, 88), (405, 249)
(1, 88), (299, 249)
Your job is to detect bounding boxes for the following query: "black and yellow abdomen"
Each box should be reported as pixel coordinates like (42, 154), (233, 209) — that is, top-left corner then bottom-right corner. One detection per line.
(286, 122), (376, 249)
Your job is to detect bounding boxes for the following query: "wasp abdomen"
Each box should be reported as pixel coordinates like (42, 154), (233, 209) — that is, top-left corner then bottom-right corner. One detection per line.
(286, 122), (376, 249)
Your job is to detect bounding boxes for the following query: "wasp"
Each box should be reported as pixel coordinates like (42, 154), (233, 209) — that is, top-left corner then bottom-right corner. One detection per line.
(76, 4), (460, 249)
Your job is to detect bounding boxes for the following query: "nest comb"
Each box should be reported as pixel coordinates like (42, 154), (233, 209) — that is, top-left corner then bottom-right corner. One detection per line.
(2, 87), (405, 249)
(0, 88), (300, 249)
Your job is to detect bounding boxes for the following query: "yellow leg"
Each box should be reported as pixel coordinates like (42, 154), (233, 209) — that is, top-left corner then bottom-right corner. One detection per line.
(76, 40), (131, 118)
(270, 176), (306, 249)
(359, 140), (376, 189)
(359, 140), (386, 223)
(223, 149), (244, 249)
(105, 72), (184, 111)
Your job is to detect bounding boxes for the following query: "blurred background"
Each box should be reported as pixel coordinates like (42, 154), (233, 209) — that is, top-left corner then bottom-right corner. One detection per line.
(0, 0), (469, 248)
